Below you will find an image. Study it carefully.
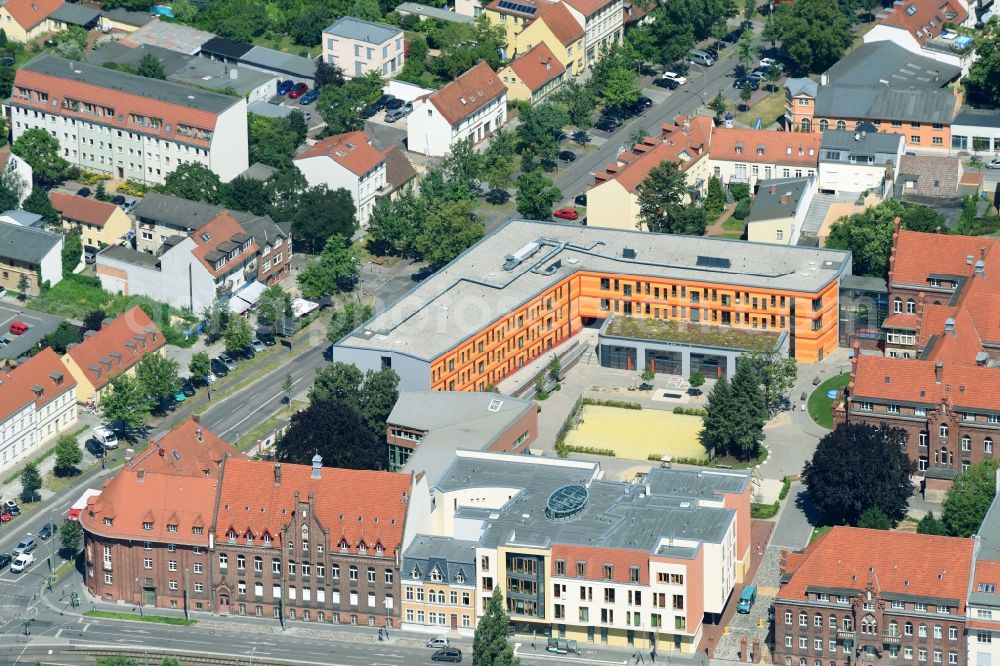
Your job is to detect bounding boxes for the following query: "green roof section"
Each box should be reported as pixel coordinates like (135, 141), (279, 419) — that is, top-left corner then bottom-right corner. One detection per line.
(603, 315), (782, 352)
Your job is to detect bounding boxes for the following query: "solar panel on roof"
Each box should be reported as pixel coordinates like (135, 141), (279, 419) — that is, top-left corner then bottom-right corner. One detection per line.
(696, 255), (731, 269)
(497, 0), (536, 14)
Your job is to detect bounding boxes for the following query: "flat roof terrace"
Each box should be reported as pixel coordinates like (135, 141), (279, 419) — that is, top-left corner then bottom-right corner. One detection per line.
(338, 219), (852, 361)
(603, 315), (783, 352)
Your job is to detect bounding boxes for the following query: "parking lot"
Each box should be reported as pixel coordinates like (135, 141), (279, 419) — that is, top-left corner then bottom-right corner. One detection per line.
(0, 301), (64, 360)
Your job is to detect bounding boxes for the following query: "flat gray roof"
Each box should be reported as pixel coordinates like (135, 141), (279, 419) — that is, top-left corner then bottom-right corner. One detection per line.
(101, 7), (154, 27)
(169, 58), (276, 96)
(820, 129), (903, 155)
(242, 46), (316, 80)
(50, 3), (100, 25)
(337, 219), (852, 360)
(124, 18), (215, 55)
(0, 219), (60, 264)
(22, 53), (240, 115)
(395, 2), (475, 22)
(99, 244), (160, 269)
(436, 453), (741, 554)
(824, 42), (960, 89)
(746, 177), (811, 224)
(89, 42), (191, 78)
(133, 192), (224, 229)
(954, 106), (1000, 129)
(815, 86), (957, 125)
(323, 17), (402, 44)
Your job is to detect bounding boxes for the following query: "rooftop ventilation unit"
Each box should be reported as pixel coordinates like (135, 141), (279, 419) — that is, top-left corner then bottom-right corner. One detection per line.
(502, 241), (542, 271)
(622, 248), (637, 259)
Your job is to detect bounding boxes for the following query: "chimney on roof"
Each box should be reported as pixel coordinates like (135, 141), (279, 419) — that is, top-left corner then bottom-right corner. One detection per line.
(935, 361), (944, 384)
(311, 453), (322, 479)
(196, 428), (203, 443)
(274, 463), (281, 485)
(137, 469), (145, 482)
(544, 58), (551, 71)
(779, 194), (789, 205)
(945, 317), (955, 335)
(770, 185), (777, 195)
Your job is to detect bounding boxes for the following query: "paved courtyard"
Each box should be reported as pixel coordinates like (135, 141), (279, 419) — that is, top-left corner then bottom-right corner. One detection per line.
(564, 405), (707, 461)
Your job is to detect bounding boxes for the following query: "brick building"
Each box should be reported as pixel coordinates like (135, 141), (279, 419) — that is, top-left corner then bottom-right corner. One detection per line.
(773, 527), (973, 666)
(81, 423), (413, 626)
(836, 226), (1000, 491)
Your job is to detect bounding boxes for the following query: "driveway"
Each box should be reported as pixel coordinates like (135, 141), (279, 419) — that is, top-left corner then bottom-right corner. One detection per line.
(0, 300), (64, 360)
(769, 483), (817, 549)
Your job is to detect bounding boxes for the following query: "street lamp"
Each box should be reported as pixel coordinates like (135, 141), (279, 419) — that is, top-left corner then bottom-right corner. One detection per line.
(134, 577), (144, 617)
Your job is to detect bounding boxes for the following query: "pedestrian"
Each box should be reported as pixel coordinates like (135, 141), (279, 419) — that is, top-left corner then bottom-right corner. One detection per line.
(207, 388), (212, 402)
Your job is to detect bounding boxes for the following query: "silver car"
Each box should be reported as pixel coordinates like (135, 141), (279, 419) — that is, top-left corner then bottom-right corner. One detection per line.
(385, 102), (413, 123)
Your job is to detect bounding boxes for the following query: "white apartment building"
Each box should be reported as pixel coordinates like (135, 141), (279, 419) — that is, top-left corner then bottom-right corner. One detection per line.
(293, 131), (388, 227)
(10, 53), (248, 184)
(408, 62), (508, 157)
(563, 0), (623, 65)
(969, 473), (1000, 666)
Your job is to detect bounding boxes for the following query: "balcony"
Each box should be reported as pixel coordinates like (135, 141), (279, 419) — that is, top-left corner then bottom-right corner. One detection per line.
(837, 631), (856, 640)
(883, 633), (901, 645)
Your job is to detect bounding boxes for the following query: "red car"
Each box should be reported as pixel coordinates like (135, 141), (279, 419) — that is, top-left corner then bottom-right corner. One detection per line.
(0, 510), (11, 523)
(288, 83), (309, 99)
(553, 208), (579, 221)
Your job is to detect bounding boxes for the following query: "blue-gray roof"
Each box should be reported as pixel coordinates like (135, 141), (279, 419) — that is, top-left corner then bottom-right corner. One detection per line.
(785, 77), (817, 98)
(100, 7), (154, 27)
(954, 106), (1000, 129)
(323, 17), (403, 44)
(402, 535), (476, 586)
(50, 3), (100, 26)
(395, 3), (476, 23)
(0, 210), (44, 228)
(820, 129), (904, 155)
(823, 41), (960, 89)
(745, 178), (811, 224)
(0, 220), (60, 264)
(242, 46), (316, 80)
(815, 85), (957, 125)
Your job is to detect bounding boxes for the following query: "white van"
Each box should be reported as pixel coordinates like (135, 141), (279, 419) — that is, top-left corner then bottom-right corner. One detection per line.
(689, 49), (716, 66)
(94, 426), (119, 450)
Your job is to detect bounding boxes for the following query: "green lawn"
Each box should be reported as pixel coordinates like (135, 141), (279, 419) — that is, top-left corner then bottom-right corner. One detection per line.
(810, 525), (833, 544)
(807, 372), (851, 429)
(735, 90), (787, 129)
(722, 215), (745, 232)
(85, 610), (197, 626)
(714, 232), (743, 239)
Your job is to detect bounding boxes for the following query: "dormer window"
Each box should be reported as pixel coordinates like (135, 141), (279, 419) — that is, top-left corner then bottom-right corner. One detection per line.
(411, 566), (421, 580)
(143, 522), (153, 530)
(228, 529), (238, 543)
(359, 542), (367, 555)
(375, 543), (384, 556)
(167, 524), (177, 533)
(339, 539), (349, 553)
(104, 517), (113, 526)
(456, 571), (466, 584)
(192, 526), (203, 535)
(262, 533), (272, 546)
(431, 567), (443, 582)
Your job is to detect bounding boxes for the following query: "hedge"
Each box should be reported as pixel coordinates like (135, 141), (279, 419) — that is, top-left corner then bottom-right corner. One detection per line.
(751, 502), (780, 519)
(672, 406), (707, 417)
(581, 398), (642, 410)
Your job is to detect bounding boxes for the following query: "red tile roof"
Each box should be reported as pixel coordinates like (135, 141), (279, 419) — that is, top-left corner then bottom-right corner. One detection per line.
(506, 42), (566, 93)
(779, 526), (973, 611)
(81, 469), (217, 546)
(876, 0), (968, 45)
(13, 68), (222, 148)
(189, 211), (259, 278)
(425, 61), (506, 127)
(593, 116), (713, 194)
(50, 191), (119, 228)
(3, 0), (63, 30)
(882, 313), (918, 329)
(710, 127), (821, 166)
(889, 229), (998, 286)
(216, 459), (411, 555)
(850, 354), (1000, 411)
(64, 306), (165, 391)
(0, 365), (41, 423)
(294, 131), (385, 178)
(535, 2), (584, 45)
(551, 544), (650, 584)
(128, 418), (245, 478)
(563, 0), (616, 17)
(9, 347), (76, 411)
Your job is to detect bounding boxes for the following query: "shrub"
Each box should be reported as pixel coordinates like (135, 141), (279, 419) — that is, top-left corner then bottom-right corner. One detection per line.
(779, 476), (793, 500)
(673, 406), (707, 417)
(117, 179), (151, 196)
(729, 183), (751, 200)
(561, 445), (616, 457)
(581, 398), (642, 409)
(732, 197), (753, 221)
(646, 454), (712, 465)
(751, 502), (780, 519)
(78, 170), (111, 185)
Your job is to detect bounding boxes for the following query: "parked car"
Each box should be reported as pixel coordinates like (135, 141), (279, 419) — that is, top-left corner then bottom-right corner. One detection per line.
(93, 426), (118, 450)
(76, 187), (91, 198)
(10, 553), (33, 573)
(0, 553), (10, 571)
(299, 89), (319, 105)
(240, 346), (256, 360)
(277, 80), (294, 96)
(121, 196), (138, 213)
(38, 523), (56, 541)
(85, 439), (106, 458)
(558, 150), (577, 162)
(210, 358), (230, 377)
(385, 102), (413, 122)
(361, 103), (381, 119)
(180, 378), (196, 397)
(84, 249), (97, 264)
(660, 71), (688, 86)
(4, 499), (20, 516)
(288, 83), (309, 99)
(734, 77), (760, 91)
(251, 338), (266, 353)
(112, 195), (126, 206)
(9, 321), (28, 335)
(574, 193), (587, 206)
(0, 510), (11, 523)
(432, 649), (462, 663)
(986, 159), (1000, 169)
(371, 94), (395, 111)
(173, 388), (186, 403)
(653, 77), (679, 90)
(633, 96), (653, 110)
(384, 98), (406, 111)
(427, 637), (450, 649)
(553, 208), (579, 221)
(257, 332), (277, 347)
(218, 353), (238, 371)
(13, 537), (36, 556)
(759, 57), (782, 70)
(594, 117), (619, 132)
(602, 105), (633, 121)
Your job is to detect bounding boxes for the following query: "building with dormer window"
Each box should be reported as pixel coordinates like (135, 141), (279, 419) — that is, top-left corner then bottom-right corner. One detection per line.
(401, 535), (478, 635)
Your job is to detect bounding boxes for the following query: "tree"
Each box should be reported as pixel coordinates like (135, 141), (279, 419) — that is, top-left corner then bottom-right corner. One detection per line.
(802, 423), (915, 526)
(276, 400), (386, 469)
(221, 175), (271, 214)
(826, 200), (945, 278)
(82, 309), (108, 333)
(0, 64), (14, 100)
(548, 355), (561, 381)
(770, 0), (853, 75)
(739, 82), (753, 111)
(473, 589), (519, 666)
(16, 273), (29, 300)
(366, 193), (421, 258)
(743, 348), (798, 415)
(62, 229), (82, 277)
(248, 114), (302, 169)
(737, 28), (755, 69)
(0, 163), (25, 211)
(516, 170), (561, 220)
(357, 367), (400, 435)
(95, 181), (110, 201)
(857, 506), (892, 530)
(137, 53), (166, 79)
(708, 91), (728, 118)
(298, 235), (361, 297)
(328, 302), (373, 343)
(161, 657), (181, 666)
(54, 435), (83, 477)
(224, 315), (254, 353)
(443, 139), (483, 192)
(727, 359), (767, 459)
(964, 29), (1000, 107)
(257, 284), (293, 328)
(601, 64), (642, 109)
(41, 321), (82, 354)
(160, 162), (221, 203)
(553, 79), (596, 128)
(189, 351), (212, 382)
(704, 176), (726, 219)
(764, 63), (783, 93)
(699, 376), (733, 456)
(916, 511), (949, 536)
(12, 128), (69, 185)
(689, 370), (705, 394)
(515, 103), (570, 167)
(311, 362), (364, 410)
(282, 372), (293, 403)
(942, 460), (1000, 537)
(637, 162), (689, 233)
(352, 0), (383, 21)
(19, 461), (41, 502)
(314, 61), (345, 89)
(60, 519), (82, 555)
(414, 199), (483, 268)
(291, 186), (357, 253)
(202, 299), (230, 343)
(100, 374), (152, 432)
(135, 352), (181, 399)
(316, 72), (383, 134)
(23, 186), (59, 225)
(481, 129), (517, 196)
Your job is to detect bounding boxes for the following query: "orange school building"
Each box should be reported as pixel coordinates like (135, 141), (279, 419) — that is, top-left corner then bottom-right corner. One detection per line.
(332, 220), (853, 392)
